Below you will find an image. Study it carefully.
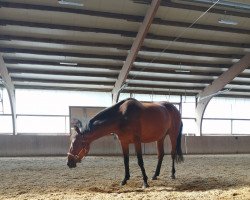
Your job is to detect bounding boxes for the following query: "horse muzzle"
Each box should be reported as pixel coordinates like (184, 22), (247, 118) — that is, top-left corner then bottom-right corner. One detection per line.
(67, 153), (81, 168)
(67, 159), (77, 168)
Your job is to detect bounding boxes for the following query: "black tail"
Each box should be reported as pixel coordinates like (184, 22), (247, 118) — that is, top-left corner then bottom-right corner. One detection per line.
(176, 121), (184, 163)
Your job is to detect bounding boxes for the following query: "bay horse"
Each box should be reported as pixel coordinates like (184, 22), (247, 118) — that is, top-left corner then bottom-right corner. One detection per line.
(67, 98), (183, 188)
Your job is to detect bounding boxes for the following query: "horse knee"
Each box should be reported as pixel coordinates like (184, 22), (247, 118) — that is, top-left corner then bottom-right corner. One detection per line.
(158, 153), (164, 160)
(137, 158), (144, 167)
(171, 150), (176, 160)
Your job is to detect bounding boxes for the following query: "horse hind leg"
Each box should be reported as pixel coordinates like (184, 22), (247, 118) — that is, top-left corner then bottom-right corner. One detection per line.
(171, 153), (176, 179)
(168, 129), (178, 179)
(134, 140), (149, 188)
(152, 139), (165, 180)
(170, 121), (184, 179)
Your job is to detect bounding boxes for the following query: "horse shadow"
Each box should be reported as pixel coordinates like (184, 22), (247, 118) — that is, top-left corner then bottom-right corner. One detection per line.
(161, 177), (239, 192)
(86, 176), (244, 194)
(150, 175), (249, 194)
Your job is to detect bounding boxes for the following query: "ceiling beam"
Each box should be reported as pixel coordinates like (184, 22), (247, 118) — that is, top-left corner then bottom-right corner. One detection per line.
(0, 47), (125, 60)
(0, 19), (136, 37)
(132, 68), (250, 79)
(196, 53), (250, 135)
(13, 77), (250, 93)
(139, 48), (242, 59)
(123, 88), (250, 98)
(125, 84), (250, 94)
(136, 57), (232, 68)
(0, 34), (129, 50)
(13, 85), (112, 92)
(0, 54), (17, 135)
(11, 78), (115, 85)
(3, 58), (121, 70)
(112, 0), (161, 104)
(2, 57), (234, 70)
(127, 76), (250, 86)
(1, 32), (250, 51)
(8, 68), (118, 78)
(127, 83), (204, 90)
(122, 89), (197, 96)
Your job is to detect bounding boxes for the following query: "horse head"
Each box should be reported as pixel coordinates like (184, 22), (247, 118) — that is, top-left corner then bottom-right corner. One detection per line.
(67, 126), (90, 168)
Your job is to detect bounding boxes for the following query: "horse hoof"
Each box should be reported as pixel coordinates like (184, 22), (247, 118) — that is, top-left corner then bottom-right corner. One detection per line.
(152, 176), (157, 180)
(120, 180), (127, 186)
(171, 175), (176, 179)
(143, 183), (149, 189)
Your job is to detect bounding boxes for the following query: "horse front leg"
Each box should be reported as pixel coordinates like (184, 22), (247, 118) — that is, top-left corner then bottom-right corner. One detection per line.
(134, 141), (149, 188)
(152, 139), (164, 180)
(120, 141), (130, 186)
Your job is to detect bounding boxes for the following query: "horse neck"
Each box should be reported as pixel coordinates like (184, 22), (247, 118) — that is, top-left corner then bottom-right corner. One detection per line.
(85, 119), (119, 143)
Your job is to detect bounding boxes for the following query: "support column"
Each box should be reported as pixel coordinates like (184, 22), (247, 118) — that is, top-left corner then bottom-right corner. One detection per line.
(195, 97), (210, 136)
(0, 54), (17, 135)
(112, 0), (161, 104)
(196, 53), (250, 135)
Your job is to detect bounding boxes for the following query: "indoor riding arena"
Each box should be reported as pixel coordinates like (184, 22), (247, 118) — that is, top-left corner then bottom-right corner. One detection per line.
(0, 0), (250, 200)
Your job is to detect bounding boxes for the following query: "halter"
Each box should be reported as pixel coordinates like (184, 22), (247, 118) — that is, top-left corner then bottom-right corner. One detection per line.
(68, 125), (90, 162)
(67, 147), (88, 163)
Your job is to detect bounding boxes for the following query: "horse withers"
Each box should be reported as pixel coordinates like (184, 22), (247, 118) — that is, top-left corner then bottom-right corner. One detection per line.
(67, 98), (184, 188)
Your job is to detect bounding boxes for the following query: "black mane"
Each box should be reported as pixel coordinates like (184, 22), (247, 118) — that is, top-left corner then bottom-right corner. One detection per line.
(82, 98), (132, 134)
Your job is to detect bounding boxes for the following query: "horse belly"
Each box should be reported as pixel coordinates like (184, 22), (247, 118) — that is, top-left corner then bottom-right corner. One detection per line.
(140, 109), (170, 143)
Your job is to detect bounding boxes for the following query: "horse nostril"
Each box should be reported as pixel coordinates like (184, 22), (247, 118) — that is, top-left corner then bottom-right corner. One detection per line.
(67, 161), (76, 168)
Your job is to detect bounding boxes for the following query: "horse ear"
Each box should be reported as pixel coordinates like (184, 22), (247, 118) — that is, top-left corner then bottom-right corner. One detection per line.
(74, 126), (82, 135)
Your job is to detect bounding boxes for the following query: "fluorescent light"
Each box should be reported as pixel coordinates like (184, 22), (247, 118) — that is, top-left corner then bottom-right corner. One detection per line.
(218, 19), (238, 25)
(175, 69), (190, 73)
(58, 0), (83, 6)
(59, 62), (78, 66)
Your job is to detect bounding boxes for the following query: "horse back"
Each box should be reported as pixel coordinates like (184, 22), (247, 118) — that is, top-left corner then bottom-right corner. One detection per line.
(118, 99), (173, 142)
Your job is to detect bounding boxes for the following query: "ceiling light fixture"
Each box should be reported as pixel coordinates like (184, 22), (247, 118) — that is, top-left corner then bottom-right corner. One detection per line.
(58, 0), (84, 7)
(218, 10), (238, 26)
(59, 62), (78, 66)
(218, 19), (238, 25)
(175, 62), (190, 73)
(175, 69), (190, 73)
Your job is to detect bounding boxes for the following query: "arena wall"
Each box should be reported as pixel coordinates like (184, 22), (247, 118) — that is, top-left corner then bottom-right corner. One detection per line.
(0, 135), (249, 156)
